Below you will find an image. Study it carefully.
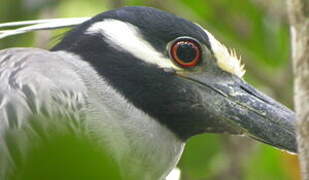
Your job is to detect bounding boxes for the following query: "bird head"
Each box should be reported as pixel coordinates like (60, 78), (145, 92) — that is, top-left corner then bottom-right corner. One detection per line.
(52, 6), (296, 153)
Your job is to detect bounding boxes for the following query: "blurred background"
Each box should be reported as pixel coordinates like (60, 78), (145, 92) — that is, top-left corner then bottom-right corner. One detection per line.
(0, 0), (299, 179)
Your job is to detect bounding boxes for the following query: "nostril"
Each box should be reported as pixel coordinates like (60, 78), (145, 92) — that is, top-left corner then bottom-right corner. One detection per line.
(239, 84), (272, 104)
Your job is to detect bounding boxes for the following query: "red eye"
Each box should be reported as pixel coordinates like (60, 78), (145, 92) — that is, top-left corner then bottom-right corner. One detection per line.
(170, 39), (202, 67)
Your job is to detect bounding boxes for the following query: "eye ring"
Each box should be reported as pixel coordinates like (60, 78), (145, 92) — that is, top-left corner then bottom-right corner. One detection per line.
(170, 38), (202, 67)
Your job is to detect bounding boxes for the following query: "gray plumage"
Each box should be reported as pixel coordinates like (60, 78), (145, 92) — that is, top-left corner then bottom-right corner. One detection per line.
(0, 48), (183, 179)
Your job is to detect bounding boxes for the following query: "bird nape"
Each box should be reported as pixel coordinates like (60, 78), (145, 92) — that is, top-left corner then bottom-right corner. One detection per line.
(0, 6), (296, 180)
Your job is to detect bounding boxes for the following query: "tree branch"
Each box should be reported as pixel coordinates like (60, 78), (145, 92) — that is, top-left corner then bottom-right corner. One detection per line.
(287, 0), (309, 179)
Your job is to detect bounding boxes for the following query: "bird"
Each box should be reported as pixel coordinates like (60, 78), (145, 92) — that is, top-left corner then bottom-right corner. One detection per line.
(0, 6), (297, 180)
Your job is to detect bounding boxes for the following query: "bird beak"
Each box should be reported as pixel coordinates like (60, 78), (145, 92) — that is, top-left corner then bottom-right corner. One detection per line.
(179, 72), (297, 153)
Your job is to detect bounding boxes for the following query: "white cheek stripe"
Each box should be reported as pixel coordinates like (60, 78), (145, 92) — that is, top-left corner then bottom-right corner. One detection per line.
(85, 19), (180, 70)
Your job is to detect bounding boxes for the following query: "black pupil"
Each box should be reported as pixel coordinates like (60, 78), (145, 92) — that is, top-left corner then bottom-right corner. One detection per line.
(176, 42), (197, 63)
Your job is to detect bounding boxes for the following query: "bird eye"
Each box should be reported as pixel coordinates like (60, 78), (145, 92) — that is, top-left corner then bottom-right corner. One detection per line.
(170, 38), (202, 67)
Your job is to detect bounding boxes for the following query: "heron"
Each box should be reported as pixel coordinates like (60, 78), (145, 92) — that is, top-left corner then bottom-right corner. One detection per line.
(0, 6), (296, 180)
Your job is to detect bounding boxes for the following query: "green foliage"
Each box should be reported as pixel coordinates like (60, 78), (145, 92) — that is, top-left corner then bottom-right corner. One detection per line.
(244, 145), (290, 180)
(179, 134), (223, 179)
(10, 134), (121, 180)
(4, 115), (121, 180)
